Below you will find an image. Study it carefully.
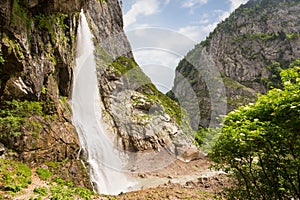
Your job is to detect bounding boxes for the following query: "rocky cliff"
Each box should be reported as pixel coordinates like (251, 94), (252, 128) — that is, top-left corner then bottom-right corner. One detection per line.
(170, 0), (300, 129)
(0, 0), (197, 192)
(0, 0), (91, 187)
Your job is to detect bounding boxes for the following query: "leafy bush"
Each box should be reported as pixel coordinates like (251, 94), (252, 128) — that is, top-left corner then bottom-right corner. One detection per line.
(210, 66), (300, 199)
(196, 128), (221, 153)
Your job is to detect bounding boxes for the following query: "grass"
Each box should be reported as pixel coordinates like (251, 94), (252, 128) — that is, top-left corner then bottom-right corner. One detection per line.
(0, 158), (95, 199)
(33, 187), (48, 196)
(36, 168), (52, 181)
(0, 159), (32, 193)
(222, 76), (244, 89)
(49, 177), (94, 200)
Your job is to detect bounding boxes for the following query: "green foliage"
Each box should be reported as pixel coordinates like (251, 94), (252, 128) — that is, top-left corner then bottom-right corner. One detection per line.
(11, 0), (31, 30)
(45, 161), (61, 170)
(111, 56), (139, 75)
(33, 187), (48, 196)
(210, 66), (300, 199)
(233, 33), (279, 44)
(50, 177), (94, 200)
(264, 59), (300, 89)
(0, 159), (32, 193)
(0, 100), (44, 137)
(264, 61), (283, 89)
(195, 128), (221, 153)
(223, 76), (244, 89)
(34, 13), (69, 43)
(29, 196), (42, 200)
(0, 54), (5, 64)
(233, 32), (300, 46)
(0, 159), (94, 199)
(286, 33), (300, 40)
(2, 34), (25, 59)
(36, 168), (52, 181)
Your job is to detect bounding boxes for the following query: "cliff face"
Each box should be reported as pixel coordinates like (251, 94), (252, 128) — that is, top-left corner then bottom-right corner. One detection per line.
(0, 0), (90, 187)
(170, 0), (300, 129)
(0, 0), (197, 190)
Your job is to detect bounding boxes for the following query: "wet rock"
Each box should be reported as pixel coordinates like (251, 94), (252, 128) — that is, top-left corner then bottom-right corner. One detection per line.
(3, 77), (34, 99)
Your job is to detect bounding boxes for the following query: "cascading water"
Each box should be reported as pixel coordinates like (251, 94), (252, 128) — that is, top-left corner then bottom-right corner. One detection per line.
(71, 10), (130, 195)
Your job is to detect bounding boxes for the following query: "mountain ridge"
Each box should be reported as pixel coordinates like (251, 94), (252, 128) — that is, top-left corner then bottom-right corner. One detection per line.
(170, 0), (300, 129)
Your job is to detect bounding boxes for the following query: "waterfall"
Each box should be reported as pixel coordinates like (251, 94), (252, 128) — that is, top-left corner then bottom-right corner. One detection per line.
(71, 10), (130, 195)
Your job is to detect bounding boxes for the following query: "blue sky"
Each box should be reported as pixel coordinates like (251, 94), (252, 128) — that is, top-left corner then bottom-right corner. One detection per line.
(122, 0), (248, 92)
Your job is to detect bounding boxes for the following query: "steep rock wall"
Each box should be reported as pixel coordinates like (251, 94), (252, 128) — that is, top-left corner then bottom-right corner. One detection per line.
(171, 0), (300, 128)
(0, 0), (90, 187)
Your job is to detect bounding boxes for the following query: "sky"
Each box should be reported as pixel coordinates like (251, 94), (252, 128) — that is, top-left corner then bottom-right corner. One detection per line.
(122, 0), (248, 93)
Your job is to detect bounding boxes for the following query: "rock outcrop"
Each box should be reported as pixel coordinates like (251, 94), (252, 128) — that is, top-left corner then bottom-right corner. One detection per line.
(170, 0), (300, 129)
(94, 56), (198, 169)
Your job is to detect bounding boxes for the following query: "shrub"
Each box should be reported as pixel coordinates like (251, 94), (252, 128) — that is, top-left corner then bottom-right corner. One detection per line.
(210, 66), (300, 199)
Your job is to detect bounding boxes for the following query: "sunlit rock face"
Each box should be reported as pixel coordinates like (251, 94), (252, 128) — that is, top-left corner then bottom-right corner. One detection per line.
(171, 0), (300, 128)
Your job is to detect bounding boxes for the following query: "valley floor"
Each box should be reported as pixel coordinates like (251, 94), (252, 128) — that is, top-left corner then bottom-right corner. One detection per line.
(1, 158), (230, 200)
(111, 158), (229, 200)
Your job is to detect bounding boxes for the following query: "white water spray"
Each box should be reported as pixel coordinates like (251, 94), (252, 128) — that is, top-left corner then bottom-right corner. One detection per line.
(71, 10), (130, 195)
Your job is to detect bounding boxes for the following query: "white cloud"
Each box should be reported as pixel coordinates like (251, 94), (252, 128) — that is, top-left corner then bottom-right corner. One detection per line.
(133, 50), (182, 93)
(229, 0), (248, 11)
(179, 0), (247, 42)
(125, 28), (197, 93)
(196, 19), (210, 25)
(124, 0), (160, 28)
(213, 9), (231, 21)
(178, 24), (216, 42)
(164, 0), (171, 5)
(182, 0), (208, 8)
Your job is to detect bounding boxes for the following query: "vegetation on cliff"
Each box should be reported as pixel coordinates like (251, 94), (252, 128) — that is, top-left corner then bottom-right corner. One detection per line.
(110, 56), (193, 135)
(0, 100), (54, 140)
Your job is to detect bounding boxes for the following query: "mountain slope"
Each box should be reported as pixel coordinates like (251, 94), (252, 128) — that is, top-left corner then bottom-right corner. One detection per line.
(170, 0), (300, 129)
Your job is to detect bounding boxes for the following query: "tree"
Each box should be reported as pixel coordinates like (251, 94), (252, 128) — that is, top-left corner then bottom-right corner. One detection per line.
(210, 65), (300, 199)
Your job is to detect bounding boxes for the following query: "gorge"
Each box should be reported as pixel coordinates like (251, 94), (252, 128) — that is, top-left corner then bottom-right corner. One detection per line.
(0, 0), (299, 199)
